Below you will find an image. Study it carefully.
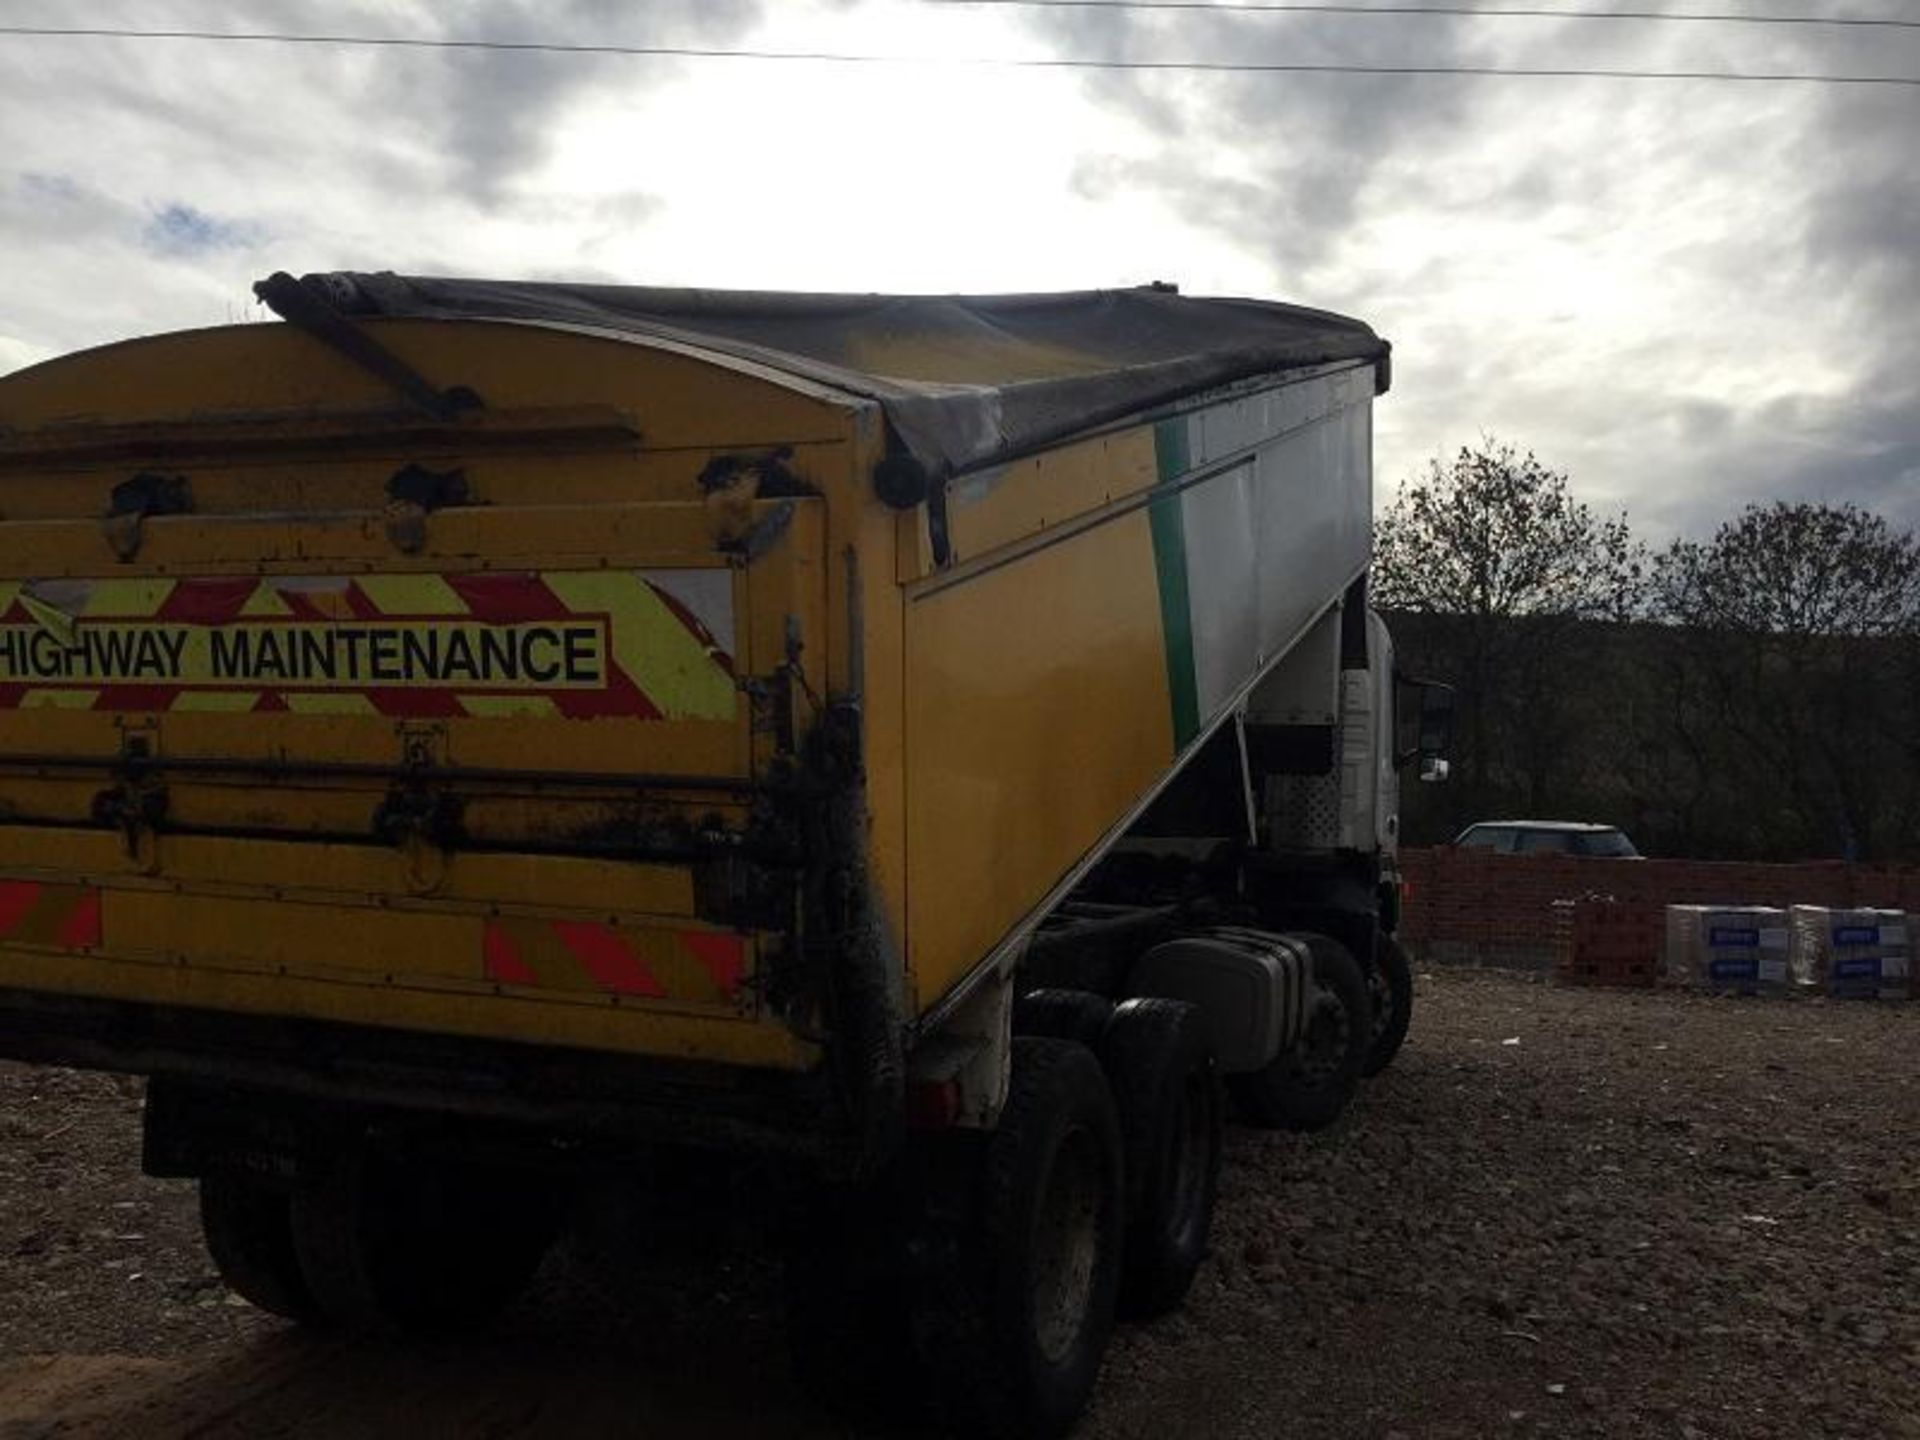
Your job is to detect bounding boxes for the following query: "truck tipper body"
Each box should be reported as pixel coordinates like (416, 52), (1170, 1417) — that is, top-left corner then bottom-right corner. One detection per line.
(0, 275), (1447, 1435)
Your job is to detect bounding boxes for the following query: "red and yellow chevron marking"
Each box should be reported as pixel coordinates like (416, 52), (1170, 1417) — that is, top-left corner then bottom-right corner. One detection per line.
(0, 880), (103, 951)
(0, 572), (735, 720)
(482, 917), (750, 1009)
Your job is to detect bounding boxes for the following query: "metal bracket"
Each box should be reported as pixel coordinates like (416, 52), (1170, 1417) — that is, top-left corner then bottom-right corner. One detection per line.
(103, 471), (192, 563)
(718, 499), (796, 562)
(926, 475), (953, 568)
(382, 462), (470, 554)
(375, 727), (462, 893)
(93, 722), (168, 864)
(697, 446), (813, 499)
(372, 787), (465, 851)
(374, 724), (463, 853)
(253, 272), (483, 422)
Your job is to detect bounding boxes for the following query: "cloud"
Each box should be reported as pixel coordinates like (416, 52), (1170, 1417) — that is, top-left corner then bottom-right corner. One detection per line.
(4, 172), (134, 245)
(0, 0), (757, 358)
(1005, 6), (1920, 540)
(0, 0), (1913, 552)
(384, 0), (761, 206)
(1033, 8), (1488, 283)
(143, 203), (263, 257)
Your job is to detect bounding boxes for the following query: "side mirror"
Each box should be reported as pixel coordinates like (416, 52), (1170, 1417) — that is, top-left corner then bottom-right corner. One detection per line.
(1394, 675), (1455, 773)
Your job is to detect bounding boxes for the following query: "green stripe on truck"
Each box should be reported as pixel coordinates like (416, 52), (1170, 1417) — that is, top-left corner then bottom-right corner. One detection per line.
(1149, 419), (1201, 749)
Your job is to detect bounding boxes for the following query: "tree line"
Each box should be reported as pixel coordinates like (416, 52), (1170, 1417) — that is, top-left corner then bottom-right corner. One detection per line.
(1374, 441), (1920, 861)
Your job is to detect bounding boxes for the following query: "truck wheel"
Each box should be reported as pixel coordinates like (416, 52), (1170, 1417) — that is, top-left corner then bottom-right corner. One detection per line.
(1014, 988), (1114, 1050)
(1363, 933), (1414, 1076)
(1103, 998), (1220, 1319)
(1229, 933), (1372, 1132)
(289, 1144), (558, 1333)
(919, 1037), (1124, 1439)
(199, 1172), (326, 1324)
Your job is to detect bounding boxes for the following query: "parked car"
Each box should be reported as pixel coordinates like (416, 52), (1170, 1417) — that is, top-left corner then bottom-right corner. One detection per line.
(1450, 821), (1642, 857)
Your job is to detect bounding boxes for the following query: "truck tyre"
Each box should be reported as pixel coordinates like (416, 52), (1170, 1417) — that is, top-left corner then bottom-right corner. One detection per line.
(289, 1143), (558, 1334)
(1102, 998), (1220, 1319)
(1014, 988), (1114, 1050)
(918, 1037), (1124, 1439)
(199, 1172), (326, 1324)
(1229, 933), (1372, 1132)
(1363, 932), (1414, 1076)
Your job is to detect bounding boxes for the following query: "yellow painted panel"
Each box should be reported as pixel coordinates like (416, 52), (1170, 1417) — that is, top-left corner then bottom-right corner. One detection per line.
(0, 322), (852, 453)
(487, 915), (745, 1011)
(88, 834), (698, 917)
(0, 880), (99, 948)
(17, 591), (77, 644)
(162, 784), (384, 841)
(354, 573), (467, 615)
(841, 479), (911, 975)
(0, 945), (814, 1068)
(0, 705), (748, 779)
(543, 571), (737, 721)
(106, 889), (481, 981)
(80, 579), (175, 617)
(458, 695), (559, 718)
(740, 502), (829, 777)
(940, 428), (1159, 574)
(0, 443), (857, 529)
(903, 506), (1177, 1013)
(285, 692), (378, 716)
(0, 502), (742, 578)
(172, 690), (260, 713)
(0, 317), (880, 1067)
(238, 584), (294, 617)
(0, 316), (884, 1082)
(0, 829), (134, 878)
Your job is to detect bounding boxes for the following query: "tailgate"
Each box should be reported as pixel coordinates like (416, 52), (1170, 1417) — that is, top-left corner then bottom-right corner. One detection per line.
(0, 334), (838, 1072)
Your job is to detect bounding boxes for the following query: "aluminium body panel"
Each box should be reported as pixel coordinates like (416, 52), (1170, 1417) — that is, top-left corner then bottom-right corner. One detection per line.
(901, 365), (1375, 1015)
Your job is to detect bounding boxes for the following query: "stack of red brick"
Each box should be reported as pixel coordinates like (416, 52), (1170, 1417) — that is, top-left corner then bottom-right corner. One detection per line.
(1398, 848), (1920, 971)
(1551, 897), (1661, 988)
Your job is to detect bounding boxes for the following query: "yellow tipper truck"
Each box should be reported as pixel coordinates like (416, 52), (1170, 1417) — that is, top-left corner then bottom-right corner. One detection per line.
(0, 274), (1450, 1435)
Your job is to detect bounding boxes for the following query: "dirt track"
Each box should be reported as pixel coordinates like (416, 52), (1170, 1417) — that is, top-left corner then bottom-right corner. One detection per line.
(3, 970), (1917, 1438)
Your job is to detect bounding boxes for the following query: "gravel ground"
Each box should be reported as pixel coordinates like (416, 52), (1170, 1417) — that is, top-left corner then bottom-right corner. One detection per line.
(1, 969), (1916, 1438)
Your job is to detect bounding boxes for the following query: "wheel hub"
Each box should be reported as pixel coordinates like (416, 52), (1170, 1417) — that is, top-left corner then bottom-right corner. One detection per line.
(1165, 1075), (1211, 1246)
(1032, 1126), (1103, 1364)
(1294, 989), (1352, 1088)
(1367, 964), (1393, 1046)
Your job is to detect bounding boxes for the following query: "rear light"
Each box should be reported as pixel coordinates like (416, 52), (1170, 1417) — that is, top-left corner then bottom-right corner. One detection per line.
(905, 1078), (962, 1131)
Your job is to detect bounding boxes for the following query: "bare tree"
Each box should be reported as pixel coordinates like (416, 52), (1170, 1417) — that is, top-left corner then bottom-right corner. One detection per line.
(1654, 502), (1920, 860)
(1374, 440), (1645, 821)
(1374, 441), (1644, 624)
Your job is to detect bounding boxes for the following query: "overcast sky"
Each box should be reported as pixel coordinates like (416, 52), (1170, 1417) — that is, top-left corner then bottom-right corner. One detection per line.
(1, 1), (1914, 541)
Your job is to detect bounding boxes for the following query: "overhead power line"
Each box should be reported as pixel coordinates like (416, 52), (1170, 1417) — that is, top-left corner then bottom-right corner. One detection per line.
(0, 25), (1915, 85)
(921, 0), (1920, 30)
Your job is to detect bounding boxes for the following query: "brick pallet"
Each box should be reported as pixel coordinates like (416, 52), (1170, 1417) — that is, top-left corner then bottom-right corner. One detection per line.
(1665, 905), (1790, 995)
(1551, 898), (1661, 988)
(1788, 906), (1913, 1001)
(1397, 849), (1920, 970)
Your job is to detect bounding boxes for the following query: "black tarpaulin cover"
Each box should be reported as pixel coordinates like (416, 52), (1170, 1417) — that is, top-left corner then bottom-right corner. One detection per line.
(293, 271), (1389, 479)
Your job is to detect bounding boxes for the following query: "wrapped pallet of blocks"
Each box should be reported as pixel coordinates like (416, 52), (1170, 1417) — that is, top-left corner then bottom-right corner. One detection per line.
(1664, 905), (1789, 994)
(1788, 907), (1912, 1000)
(1552, 897), (1659, 988)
